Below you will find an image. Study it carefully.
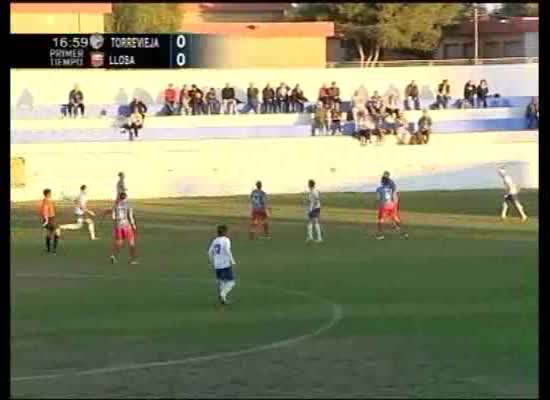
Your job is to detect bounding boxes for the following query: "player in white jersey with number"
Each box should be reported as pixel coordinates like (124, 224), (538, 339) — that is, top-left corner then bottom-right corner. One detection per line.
(110, 191), (138, 265)
(208, 225), (237, 305)
(306, 179), (323, 243)
(498, 167), (527, 221)
(60, 185), (97, 240)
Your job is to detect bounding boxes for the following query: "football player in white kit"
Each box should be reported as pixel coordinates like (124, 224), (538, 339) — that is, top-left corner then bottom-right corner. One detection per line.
(306, 179), (323, 243)
(60, 185), (97, 240)
(208, 225), (237, 305)
(498, 167), (528, 221)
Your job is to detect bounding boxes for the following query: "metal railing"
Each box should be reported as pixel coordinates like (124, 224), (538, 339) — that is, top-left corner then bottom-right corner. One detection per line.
(326, 57), (539, 68)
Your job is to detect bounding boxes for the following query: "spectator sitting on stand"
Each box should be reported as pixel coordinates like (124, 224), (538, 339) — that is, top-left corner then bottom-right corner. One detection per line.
(276, 82), (290, 113)
(352, 90), (367, 122)
(179, 84), (191, 115)
(526, 97), (539, 129)
(290, 84), (307, 113)
(356, 110), (376, 146)
(396, 111), (412, 145)
(190, 86), (205, 115)
(436, 79), (451, 109)
(367, 91), (384, 116)
(330, 103), (343, 135)
(120, 107), (144, 141)
(404, 80), (420, 110)
(382, 109), (397, 136)
(221, 83), (237, 115)
(205, 88), (220, 115)
(129, 97), (147, 120)
(463, 80), (476, 108)
(385, 94), (400, 118)
(164, 83), (177, 115)
(262, 84), (275, 114)
(312, 101), (329, 136)
(417, 109), (433, 144)
(246, 83), (260, 114)
(318, 83), (330, 106)
(68, 84), (85, 117)
(328, 81), (341, 107)
(476, 80), (489, 108)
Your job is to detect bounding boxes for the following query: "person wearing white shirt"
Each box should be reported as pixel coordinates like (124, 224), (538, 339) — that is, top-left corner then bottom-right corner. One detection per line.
(208, 225), (237, 305)
(59, 185), (97, 240)
(306, 179), (323, 243)
(498, 167), (527, 221)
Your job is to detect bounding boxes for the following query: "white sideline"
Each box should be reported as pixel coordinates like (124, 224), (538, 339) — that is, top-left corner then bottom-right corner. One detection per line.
(11, 273), (343, 383)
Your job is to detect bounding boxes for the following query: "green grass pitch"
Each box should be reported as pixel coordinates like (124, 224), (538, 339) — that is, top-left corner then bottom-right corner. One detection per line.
(10, 190), (538, 398)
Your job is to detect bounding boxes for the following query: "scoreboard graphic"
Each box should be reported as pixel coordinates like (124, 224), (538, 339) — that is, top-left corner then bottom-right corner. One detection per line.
(11, 33), (192, 69)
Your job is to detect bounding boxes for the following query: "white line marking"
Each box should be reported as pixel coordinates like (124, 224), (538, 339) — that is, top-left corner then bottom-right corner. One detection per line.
(11, 272), (343, 383)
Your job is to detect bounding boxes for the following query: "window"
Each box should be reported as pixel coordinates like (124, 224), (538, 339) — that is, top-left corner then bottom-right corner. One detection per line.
(503, 41), (524, 57)
(484, 41), (501, 58)
(444, 43), (463, 59)
(464, 43), (474, 58)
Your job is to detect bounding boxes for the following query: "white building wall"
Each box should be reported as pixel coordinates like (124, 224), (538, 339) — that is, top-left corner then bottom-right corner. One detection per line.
(11, 132), (538, 202)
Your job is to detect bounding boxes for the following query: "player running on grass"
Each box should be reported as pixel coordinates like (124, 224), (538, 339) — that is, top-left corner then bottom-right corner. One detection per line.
(208, 225), (237, 305)
(39, 189), (62, 254)
(59, 185), (98, 240)
(249, 181), (271, 240)
(306, 179), (323, 243)
(498, 167), (528, 222)
(110, 191), (138, 265)
(375, 177), (408, 240)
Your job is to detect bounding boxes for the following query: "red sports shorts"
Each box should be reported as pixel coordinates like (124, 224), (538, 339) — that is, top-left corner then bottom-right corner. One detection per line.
(251, 209), (268, 222)
(378, 202), (400, 222)
(113, 224), (135, 242)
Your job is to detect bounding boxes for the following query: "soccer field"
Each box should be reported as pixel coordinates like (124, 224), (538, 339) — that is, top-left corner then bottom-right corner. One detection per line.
(10, 190), (538, 398)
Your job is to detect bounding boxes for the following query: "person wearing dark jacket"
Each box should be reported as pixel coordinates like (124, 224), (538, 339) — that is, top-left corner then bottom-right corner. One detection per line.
(476, 80), (489, 108)
(262, 84), (275, 114)
(525, 97), (539, 129)
(463, 80), (476, 108)
(246, 83), (260, 114)
(417, 109), (433, 144)
(436, 79), (450, 109)
(205, 88), (220, 115)
(221, 83), (237, 115)
(68, 84), (85, 117)
(129, 97), (147, 120)
(190, 86), (205, 115)
(290, 84), (307, 113)
(404, 80), (420, 110)
(328, 81), (341, 107)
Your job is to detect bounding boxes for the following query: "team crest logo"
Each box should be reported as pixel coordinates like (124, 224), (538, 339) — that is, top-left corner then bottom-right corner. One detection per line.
(90, 34), (104, 50)
(90, 52), (104, 68)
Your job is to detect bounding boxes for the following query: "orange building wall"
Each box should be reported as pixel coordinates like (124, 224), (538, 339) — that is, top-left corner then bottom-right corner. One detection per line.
(10, 3), (111, 33)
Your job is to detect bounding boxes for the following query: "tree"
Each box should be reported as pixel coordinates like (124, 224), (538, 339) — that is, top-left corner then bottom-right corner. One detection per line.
(106, 3), (183, 34)
(288, 3), (464, 66)
(497, 3), (538, 17)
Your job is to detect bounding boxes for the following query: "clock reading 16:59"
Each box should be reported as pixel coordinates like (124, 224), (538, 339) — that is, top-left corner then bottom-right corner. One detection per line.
(51, 37), (90, 48)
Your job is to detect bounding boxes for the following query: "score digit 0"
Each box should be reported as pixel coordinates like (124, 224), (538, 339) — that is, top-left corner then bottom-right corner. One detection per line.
(176, 35), (186, 49)
(176, 53), (186, 67)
